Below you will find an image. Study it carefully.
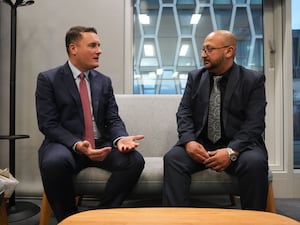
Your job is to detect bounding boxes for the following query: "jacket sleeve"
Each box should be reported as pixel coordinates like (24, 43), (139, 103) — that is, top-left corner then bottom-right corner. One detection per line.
(102, 81), (129, 142)
(176, 71), (199, 145)
(35, 72), (80, 149)
(227, 71), (267, 152)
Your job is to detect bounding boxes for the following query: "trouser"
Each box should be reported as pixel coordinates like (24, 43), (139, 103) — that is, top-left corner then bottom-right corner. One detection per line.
(39, 142), (145, 222)
(163, 144), (268, 210)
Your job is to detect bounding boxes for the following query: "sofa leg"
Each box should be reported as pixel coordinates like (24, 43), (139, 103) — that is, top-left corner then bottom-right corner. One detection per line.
(0, 199), (8, 225)
(265, 183), (276, 213)
(229, 194), (236, 206)
(39, 192), (82, 225)
(39, 192), (52, 225)
(75, 196), (81, 206)
(229, 183), (275, 213)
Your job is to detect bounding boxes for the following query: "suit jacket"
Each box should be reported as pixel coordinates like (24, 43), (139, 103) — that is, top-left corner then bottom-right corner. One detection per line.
(176, 63), (267, 152)
(35, 62), (128, 150)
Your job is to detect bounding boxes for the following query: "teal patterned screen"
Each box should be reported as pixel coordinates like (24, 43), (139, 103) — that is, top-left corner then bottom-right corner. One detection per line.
(133, 0), (263, 94)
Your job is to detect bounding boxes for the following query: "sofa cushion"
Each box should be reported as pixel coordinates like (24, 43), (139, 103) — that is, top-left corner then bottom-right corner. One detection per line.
(73, 95), (273, 201)
(74, 157), (240, 197)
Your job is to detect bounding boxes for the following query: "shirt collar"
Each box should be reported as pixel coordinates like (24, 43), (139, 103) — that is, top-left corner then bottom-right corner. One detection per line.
(68, 60), (90, 80)
(209, 64), (234, 82)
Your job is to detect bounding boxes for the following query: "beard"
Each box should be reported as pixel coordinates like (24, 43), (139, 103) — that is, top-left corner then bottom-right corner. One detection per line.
(203, 55), (225, 73)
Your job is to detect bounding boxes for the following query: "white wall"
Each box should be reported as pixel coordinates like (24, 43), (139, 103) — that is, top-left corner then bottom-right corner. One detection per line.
(0, 0), (128, 195)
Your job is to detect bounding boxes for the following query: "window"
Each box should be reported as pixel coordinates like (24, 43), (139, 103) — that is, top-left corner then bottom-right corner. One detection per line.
(292, 0), (300, 169)
(133, 0), (263, 94)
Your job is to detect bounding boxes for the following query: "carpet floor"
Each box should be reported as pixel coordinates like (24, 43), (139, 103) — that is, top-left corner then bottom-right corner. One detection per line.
(6, 196), (300, 225)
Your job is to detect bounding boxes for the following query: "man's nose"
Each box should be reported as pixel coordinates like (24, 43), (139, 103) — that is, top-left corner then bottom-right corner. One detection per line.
(97, 47), (102, 54)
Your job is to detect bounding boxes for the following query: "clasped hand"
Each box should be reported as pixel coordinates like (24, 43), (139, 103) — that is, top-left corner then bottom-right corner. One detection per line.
(185, 141), (231, 172)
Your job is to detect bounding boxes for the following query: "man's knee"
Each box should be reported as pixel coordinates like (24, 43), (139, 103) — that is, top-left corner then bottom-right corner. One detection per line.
(164, 146), (183, 164)
(132, 151), (145, 171)
(40, 143), (75, 172)
(238, 149), (268, 174)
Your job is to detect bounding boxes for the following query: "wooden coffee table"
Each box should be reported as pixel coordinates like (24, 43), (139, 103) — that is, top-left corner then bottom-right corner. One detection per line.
(59, 207), (299, 225)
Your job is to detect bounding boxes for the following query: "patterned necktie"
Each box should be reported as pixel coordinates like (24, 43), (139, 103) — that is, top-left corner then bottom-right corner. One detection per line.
(207, 76), (222, 143)
(79, 73), (95, 148)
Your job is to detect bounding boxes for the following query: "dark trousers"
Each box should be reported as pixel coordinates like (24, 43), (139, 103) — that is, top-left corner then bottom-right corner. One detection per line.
(163, 145), (268, 210)
(39, 142), (145, 222)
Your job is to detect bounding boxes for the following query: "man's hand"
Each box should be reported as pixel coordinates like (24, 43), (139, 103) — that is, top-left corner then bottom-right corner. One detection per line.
(75, 140), (112, 161)
(185, 141), (209, 163)
(203, 148), (231, 172)
(117, 135), (144, 153)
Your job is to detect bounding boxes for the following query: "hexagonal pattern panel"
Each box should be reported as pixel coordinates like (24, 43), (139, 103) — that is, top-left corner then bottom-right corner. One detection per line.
(134, 0), (263, 94)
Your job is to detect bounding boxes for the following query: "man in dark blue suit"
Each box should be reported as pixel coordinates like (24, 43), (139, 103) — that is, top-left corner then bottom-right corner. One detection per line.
(35, 26), (145, 222)
(163, 30), (269, 210)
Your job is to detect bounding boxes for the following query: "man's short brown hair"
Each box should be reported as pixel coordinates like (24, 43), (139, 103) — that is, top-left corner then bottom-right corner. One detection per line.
(65, 26), (98, 54)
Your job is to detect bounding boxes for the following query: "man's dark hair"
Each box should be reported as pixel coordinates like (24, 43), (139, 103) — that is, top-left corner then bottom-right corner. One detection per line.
(65, 26), (98, 54)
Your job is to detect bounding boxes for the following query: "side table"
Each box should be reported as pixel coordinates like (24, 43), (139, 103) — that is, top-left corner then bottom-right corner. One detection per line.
(0, 183), (8, 225)
(0, 135), (40, 222)
(59, 208), (300, 225)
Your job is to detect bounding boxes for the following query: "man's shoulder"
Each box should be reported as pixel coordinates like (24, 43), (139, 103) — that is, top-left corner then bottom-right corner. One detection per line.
(188, 68), (208, 82)
(89, 69), (111, 82)
(39, 63), (68, 77)
(235, 63), (264, 77)
(190, 67), (207, 76)
(231, 64), (265, 85)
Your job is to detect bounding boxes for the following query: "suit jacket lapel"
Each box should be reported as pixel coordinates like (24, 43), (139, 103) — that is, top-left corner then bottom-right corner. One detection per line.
(200, 70), (210, 101)
(88, 70), (101, 121)
(61, 63), (85, 121)
(197, 70), (210, 130)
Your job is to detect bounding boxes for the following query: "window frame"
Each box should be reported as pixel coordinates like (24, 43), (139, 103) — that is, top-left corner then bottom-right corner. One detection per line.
(125, 0), (300, 198)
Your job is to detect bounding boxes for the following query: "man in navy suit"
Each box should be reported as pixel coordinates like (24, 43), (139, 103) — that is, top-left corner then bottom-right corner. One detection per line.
(35, 26), (145, 222)
(163, 30), (269, 210)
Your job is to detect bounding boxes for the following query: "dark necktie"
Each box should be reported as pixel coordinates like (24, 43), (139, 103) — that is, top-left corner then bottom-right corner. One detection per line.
(79, 73), (95, 148)
(207, 76), (222, 143)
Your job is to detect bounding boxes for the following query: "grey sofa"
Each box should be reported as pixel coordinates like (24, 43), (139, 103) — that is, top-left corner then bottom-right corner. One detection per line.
(39, 95), (275, 225)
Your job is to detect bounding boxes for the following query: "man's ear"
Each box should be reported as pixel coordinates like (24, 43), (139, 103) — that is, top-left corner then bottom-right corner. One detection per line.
(225, 46), (234, 58)
(69, 43), (77, 56)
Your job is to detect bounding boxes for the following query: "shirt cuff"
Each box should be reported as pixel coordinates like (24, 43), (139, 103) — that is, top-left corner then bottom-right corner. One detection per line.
(113, 136), (126, 148)
(72, 141), (82, 154)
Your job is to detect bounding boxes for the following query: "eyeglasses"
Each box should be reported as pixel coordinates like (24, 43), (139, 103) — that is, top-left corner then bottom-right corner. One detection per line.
(202, 45), (230, 54)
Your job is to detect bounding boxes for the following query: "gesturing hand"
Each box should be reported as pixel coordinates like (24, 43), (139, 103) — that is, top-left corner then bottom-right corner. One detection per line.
(117, 135), (144, 153)
(75, 140), (112, 161)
